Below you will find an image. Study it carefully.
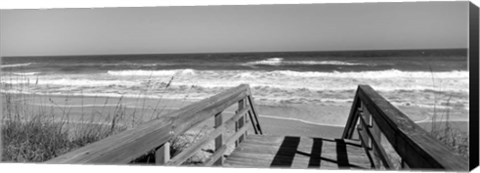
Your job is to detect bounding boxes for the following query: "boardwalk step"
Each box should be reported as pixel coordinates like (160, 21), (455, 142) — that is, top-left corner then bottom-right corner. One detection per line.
(224, 134), (372, 169)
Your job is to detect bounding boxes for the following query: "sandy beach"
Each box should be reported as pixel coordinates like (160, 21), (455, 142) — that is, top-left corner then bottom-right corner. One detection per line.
(3, 93), (469, 138)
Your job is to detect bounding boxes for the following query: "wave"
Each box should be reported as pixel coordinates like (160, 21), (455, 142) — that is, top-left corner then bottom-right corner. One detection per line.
(146, 81), (468, 93)
(107, 69), (196, 76)
(243, 57), (367, 66)
(272, 69), (468, 79)
(2, 78), (137, 87)
(1, 63), (32, 68)
(244, 57), (283, 65)
(13, 72), (40, 76)
(2, 69), (468, 91)
(1, 68), (468, 109)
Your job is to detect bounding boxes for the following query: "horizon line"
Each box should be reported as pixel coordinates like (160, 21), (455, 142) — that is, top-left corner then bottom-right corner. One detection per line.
(0, 48), (468, 58)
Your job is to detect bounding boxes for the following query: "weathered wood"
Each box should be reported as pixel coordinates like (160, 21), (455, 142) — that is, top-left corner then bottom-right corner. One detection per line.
(204, 145), (227, 166)
(46, 120), (173, 164)
(358, 115), (393, 169)
(246, 94), (263, 134)
(370, 119), (393, 169)
(48, 84), (258, 164)
(165, 125), (221, 165)
(225, 134), (371, 169)
(169, 84), (251, 137)
(167, 107), (249, 165)
(343, 85), (468, 170)
(204, 122), (249, 166)
(155, 142), (170, 164)
(226, 124), (250, 145)
(358, 85), (467, 170)
(342, 92), (360, 139)
(369, 113), (381, 168)
(247, 111), (258, 134)
(357, 129), (375, 169)
(359, 113), (372, 150)
(214, 112), (223, 166)
(237, 99), (245, 144)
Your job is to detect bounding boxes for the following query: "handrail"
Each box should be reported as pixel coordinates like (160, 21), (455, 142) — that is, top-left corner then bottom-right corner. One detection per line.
(342, 85), (468, 170)
(47, 84), (263, 165)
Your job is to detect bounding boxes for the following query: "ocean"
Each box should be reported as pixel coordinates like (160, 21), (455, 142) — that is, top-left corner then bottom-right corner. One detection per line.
(0, 49), (469, 111)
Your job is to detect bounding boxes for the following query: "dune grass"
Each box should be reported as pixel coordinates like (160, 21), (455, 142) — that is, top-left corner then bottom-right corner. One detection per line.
(1, 90), (128, 162)
(428, 109), (469, 158)
(427, 66), (469, 158)
(0, 74), (204, 163)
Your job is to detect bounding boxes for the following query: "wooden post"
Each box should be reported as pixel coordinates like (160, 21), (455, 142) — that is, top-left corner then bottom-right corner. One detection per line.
(361, 103), (372, 150)
(155, 142), (170, 165)
(213, 112), (223, 166)
(371, 121), (382, 168)
(237, 99), (245, 144)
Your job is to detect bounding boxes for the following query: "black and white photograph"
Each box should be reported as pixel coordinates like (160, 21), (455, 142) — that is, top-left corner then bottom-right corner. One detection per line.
(0, 1), (477, 172)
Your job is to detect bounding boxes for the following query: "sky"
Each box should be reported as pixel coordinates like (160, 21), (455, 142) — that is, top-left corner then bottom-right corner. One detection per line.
(0, 1), (469, 56)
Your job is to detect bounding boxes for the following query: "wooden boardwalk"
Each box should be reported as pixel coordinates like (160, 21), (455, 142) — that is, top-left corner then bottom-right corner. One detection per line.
(224, 135), (371, 169)
(47, 84), (469, 171)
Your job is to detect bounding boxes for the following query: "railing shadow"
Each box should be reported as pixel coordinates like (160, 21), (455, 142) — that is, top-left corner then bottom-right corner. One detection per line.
(269, 136), (367, 169)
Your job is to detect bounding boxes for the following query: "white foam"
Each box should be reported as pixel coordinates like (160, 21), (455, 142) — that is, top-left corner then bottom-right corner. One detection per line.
(152, 69), (469, 93)
(13, 72), (39, 76)
(1, 78), (137, 87)
(1, 63), (32, 68)
(273, 69), (468, 79)
(243, 58), (367, 66)
(288, 60), (365, 66)
(107, 69), (196, 76)
(244, 57), (284, 66)
(1, 68), (469, 108)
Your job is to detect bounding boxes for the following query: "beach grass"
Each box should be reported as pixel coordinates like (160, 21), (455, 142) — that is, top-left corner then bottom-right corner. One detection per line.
(1, 91), (128, 162)
(426, 67), (469, 159)
(0, 74), (205, 163)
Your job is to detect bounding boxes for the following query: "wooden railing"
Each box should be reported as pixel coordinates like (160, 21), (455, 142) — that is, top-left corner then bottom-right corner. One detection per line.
(47, 84), (263, 165)
(342, 85), (468, 170)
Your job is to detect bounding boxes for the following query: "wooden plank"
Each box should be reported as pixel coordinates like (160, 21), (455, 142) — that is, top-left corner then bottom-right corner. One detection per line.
(242, 136), (365, 155)
(342, 90), (360, 139)
(169, 84), (250, 137)
(245, 135), (360, 147)
(239, 136), (340, 153)
(358, 113), (371, 149)
(46, 120), (173, 164)
(226, 124), (250, 146)
(167, 107), (249, 165)
(247, 111), (258, 134)
(358, 116), (393, 169)
(246, 94), (263, 134)
(226, 135), (371, 169)
(213, 112), (223, 166)
(167, 128), (221, 165)
(226, 157), (368, 169)
(236, 98), (245, 144)
(370, 120), (394, 168)
(203, 125), (249, 166)
(155, 142), (170, 164)
(369, 113), (381, 168)
(227, 145), (369, 169)
(357, 85), (468, 170)
(225, 158), (343, 169)
(228, 149), (369, 166)
(225, 157), (273, 167)
(357, 126), (374, 168)
(48, 84), (252, 164)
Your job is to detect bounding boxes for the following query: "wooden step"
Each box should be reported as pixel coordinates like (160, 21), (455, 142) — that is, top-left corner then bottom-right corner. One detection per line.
(224, 134), (372, 169)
